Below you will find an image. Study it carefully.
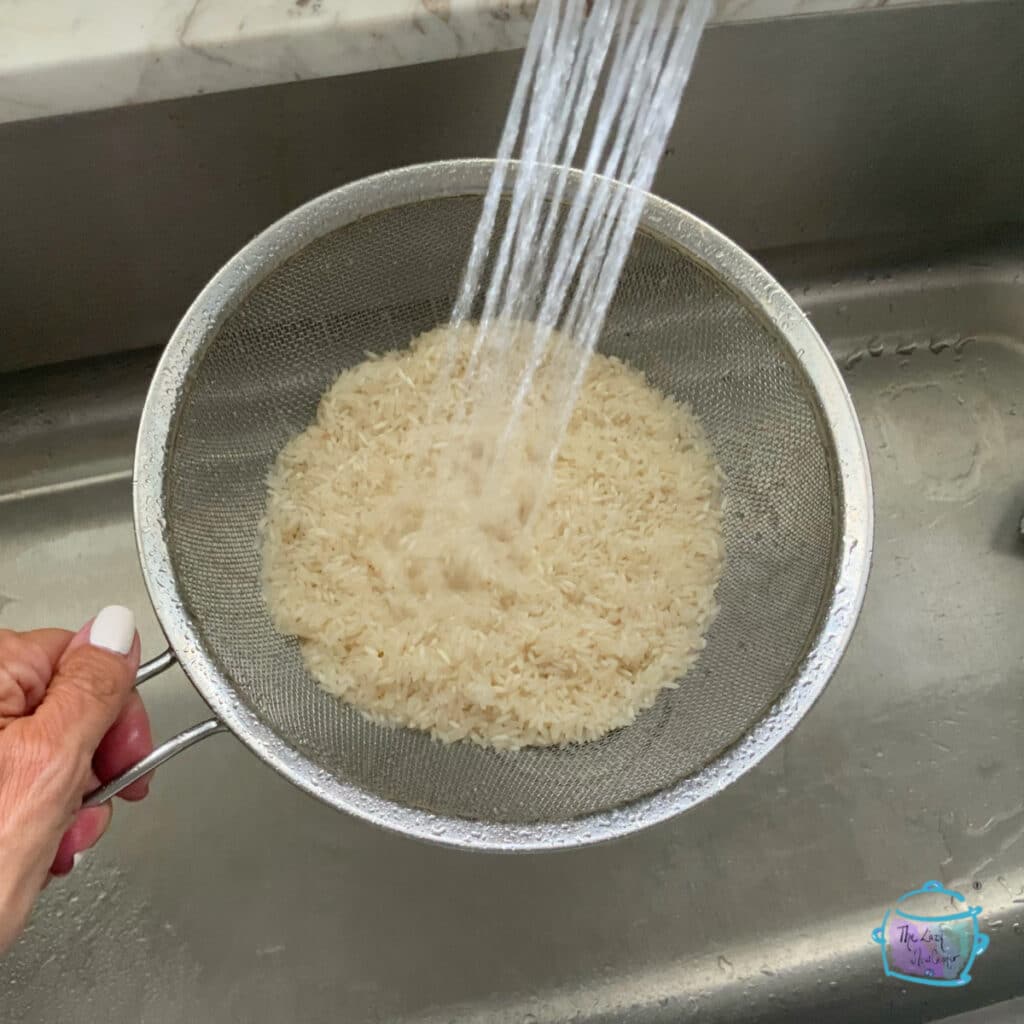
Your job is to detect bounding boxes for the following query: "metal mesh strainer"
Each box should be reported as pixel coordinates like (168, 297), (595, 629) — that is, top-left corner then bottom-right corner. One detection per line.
(93, 160), (872, 850)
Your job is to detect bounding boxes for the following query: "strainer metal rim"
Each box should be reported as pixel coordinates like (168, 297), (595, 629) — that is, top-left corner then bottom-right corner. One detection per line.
(134, 158), (873, 852)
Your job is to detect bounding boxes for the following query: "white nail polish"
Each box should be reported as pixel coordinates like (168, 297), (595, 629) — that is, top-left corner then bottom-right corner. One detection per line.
(89, 605), (136, 655)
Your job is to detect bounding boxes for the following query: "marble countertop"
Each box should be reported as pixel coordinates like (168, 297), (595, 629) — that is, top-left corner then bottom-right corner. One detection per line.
(0, 0), (988, 125)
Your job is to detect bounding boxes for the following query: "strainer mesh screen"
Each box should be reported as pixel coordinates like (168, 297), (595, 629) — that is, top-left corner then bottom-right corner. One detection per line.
(164, 194), (835, 823)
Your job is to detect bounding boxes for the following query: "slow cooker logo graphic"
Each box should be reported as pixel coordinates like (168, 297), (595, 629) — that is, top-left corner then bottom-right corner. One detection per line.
(872, 880), (989, 988)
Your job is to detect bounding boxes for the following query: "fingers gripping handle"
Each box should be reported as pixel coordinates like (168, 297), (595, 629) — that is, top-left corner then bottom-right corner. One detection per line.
(82, 649), (227, 807)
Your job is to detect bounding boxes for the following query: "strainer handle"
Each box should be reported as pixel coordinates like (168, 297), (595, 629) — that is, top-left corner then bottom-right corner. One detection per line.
(83, 720), (227, 807)
(136, 648), (176, 684)
(82, 647), (228, 807)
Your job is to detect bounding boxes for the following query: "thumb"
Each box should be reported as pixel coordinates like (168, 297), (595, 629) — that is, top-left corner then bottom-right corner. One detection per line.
(36, 607), (141, 757)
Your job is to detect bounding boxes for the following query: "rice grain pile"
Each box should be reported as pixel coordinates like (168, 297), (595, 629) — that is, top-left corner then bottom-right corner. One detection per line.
(262, 323), (724, 750)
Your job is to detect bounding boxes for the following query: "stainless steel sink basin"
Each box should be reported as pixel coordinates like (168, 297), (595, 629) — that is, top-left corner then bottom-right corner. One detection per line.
(2, 2), (1022, 1021)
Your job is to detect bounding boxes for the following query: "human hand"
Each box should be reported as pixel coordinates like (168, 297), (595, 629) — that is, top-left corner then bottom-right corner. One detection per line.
(0, 607), (153, 953)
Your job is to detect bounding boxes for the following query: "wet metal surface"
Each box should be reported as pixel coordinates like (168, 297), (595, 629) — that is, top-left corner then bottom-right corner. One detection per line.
(1, 236), (1022, 1021)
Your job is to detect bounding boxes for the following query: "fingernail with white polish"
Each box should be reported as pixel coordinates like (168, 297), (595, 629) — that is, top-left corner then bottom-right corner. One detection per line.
(89, 605), (136, 655)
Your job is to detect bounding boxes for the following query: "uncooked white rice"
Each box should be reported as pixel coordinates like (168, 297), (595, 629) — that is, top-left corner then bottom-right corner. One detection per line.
(261, 323), (724, 750)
